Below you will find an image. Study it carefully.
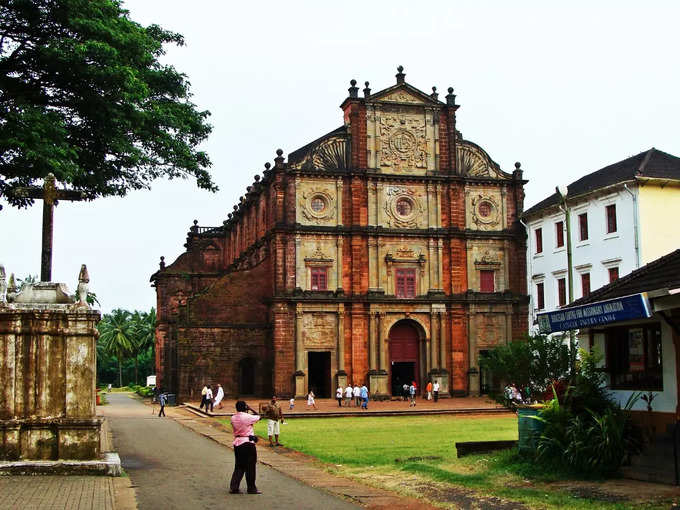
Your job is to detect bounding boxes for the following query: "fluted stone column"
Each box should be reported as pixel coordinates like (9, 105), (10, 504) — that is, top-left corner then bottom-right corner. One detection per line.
(336, 305), (347, 388)
(369, 311), (377, 370)
(378, 312), (387, 372)
(431, 310), (439, 370)
(294, 306), (305, 397)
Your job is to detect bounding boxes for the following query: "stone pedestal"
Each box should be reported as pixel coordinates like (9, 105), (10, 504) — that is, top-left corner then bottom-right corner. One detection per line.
(431, 369), (451, 398)
(467, 368), (480, 397)
(0, 283), (102, 461)
(294, 371), (306, 398)
(336, 370), (348, 390)
(368, 370), (389, 400)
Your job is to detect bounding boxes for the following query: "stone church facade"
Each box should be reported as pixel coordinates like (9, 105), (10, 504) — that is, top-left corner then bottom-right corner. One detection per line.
(152, 68), (528, 401)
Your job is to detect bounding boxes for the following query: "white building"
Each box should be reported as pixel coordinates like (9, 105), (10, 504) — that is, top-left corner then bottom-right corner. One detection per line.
(522, 148), (680, 329)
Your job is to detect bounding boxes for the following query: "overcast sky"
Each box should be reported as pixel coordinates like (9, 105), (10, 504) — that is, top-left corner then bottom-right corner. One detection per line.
(1, 1), (679, 313)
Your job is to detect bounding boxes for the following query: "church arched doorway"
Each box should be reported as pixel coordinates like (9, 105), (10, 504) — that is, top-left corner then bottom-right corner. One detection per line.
(388, 320), (421, 396)
(238, 357), (256, 395)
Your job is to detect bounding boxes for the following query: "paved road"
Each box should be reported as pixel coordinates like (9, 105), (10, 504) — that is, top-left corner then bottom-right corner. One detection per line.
(104, 393), (360, 510)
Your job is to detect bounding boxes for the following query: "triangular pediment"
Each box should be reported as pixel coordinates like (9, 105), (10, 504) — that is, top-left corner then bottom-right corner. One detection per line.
(369, 83), (441, 105)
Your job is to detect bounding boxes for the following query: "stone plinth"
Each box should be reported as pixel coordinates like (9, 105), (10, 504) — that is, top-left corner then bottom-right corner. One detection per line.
(0, 303), (101, 461)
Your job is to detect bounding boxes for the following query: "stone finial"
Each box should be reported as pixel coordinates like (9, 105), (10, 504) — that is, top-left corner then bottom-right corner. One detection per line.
(348, 79), (359, 98)
(159, 256), (166, 270)
(431, 86), (438, 100)
(246, 186), (252, 193)
(515, 162), (522, 170)
(274, 149), (285, 169)
(227, 212), (232, 219)
(513, 162), (523, 180)
(264, 162), (271, 170)
(191, 219), (198, 233)
(446, 87), (456, 106)
(396, 65), (405, 84)
(76, 264), (90, 307)
(233, 205), (238, 211)
(0, 265), (6, 303)
(254, 174), (260, 182)
(7, 273), (16, 293)
(363, 81), (371, 97)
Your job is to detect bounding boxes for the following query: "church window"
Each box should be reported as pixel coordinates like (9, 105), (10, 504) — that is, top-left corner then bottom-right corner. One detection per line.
(480, 270), (495, 292)
(536, 282), (545, 310)
(608, 267), (619, 283)
(396, 198), (413, 217)
(395, 268), (416, 298)
(310, 267), (327, 290)
(555, 221), (564, 248)
(557, 277), (566, 307)
(606, 204), (617, 233)
(535, 228), (543, 254)
(311, 196), (326, 213)
(579, 213), (588, 241)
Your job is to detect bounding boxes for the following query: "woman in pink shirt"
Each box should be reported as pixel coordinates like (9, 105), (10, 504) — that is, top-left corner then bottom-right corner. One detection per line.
(229, 400), (261, 494)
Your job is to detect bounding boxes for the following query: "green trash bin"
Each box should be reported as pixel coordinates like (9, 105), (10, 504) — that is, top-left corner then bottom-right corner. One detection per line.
(517, 405), (544, 454)
(165, 393), (177, 406)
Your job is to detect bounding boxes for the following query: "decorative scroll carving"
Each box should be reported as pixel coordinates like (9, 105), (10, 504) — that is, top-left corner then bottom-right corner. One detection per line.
(395, 246), (415, 259)
(474, 249), (501, 266)
(289, 134), (348, 171)
(299, 188), (336, 223)
(379, 113), (427, 171)
(457, 141), (506, 179)
(471, 194), (500, 229)
(383, 186), (424, 228)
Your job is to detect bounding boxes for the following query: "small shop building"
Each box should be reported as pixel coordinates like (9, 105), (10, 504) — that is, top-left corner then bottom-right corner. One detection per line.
(538, 248), (680, 434)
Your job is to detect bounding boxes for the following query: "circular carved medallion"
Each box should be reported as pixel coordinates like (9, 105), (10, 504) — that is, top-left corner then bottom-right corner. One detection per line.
(389, 129), (416, 155)
(311, 196), (326, 213)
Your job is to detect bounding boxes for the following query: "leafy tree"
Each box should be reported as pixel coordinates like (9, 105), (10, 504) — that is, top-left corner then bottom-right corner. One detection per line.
(480, 334), (571, 406)
(98, 308), (134, 387)
(1, 0), (216, 207)
(129, 308), (155, 385)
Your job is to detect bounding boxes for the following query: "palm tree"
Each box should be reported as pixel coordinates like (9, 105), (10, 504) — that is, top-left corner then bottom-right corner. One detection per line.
(98, 309), (134, 387)
(130, 308), (156, 385)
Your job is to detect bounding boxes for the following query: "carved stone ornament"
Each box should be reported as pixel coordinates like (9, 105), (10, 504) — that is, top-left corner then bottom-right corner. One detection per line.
(475, 249), (501, 266)
(457, 142), (505, 179)
(379, 113), (427, 171)
(395, 246), (416, 259)
(471, 194), (500, 229)
(290, 134), (348, 171)
(381, 90), (424, 104)
(304, 245), (333, 266)
(300, 188), (336, 223)
(384, 186), (424, 228)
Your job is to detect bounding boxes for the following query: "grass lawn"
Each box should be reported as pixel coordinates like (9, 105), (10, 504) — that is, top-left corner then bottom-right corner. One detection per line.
(220, 414), (674, 510)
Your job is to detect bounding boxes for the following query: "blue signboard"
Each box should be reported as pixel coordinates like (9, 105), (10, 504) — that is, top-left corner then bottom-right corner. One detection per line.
(537, 293), (651, 334)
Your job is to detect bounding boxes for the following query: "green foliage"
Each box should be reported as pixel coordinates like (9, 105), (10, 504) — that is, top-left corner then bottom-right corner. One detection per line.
(480, 333), (571, 407)
(97, 307), (155, 387)
(0, 0), (215, 207)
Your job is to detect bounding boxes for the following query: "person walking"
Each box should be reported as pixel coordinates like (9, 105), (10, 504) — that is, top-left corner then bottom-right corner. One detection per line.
(200, 384), (208, 410)
(229, 401), (261, 494)
(409, 382), (417, 407)
(353, 384), (361, 407)
(306, 390), (318, 410)
(360, 384), (369, 410)
(266, 395), (284, 447)
(158, 391), (166, 417)
(336, 386), (343, 407)
(344, 384), (353, 407)
(214, 383), (225, 410)
(402, 383), (409, 401)
(205, 385), (214, 413)
(426, 380), (433, 401)
(433, 380), (440, 402)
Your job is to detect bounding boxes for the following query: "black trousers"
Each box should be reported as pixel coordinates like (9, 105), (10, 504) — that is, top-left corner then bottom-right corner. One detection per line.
(434, 391), (439, 402)
(230, 442), (257, 492)
(158, 404), (165, 416)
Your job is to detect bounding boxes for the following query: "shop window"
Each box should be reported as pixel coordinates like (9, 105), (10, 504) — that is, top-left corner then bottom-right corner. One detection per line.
(395, 268), (416, 298)
(581, 273), (591, 298)
(555, 221), (564, 248)
(535, 228), (543, 254)
(557, 277), (566, 307)
(606, 204), (617, 233)
(606, 325), (662, 391)
(480, 270), (495, 292)
(310, 267), (327, 290)
(579, 213), (588, 241)
(536, 282), (545, 310)
(608, 267), (619, 283)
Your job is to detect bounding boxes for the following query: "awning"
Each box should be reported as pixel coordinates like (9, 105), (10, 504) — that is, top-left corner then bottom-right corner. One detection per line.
(537, 293), (652, 334)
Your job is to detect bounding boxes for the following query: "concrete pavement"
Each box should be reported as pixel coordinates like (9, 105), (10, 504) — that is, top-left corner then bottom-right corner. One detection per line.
(102, 393), (361, 510)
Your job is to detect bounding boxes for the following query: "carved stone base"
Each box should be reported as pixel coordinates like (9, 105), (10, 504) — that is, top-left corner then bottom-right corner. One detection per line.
(369, 370), (389, 400)
(431, 369), (451, 398)
(336, 370), (347, 390)
(294, 372), (306, 399)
